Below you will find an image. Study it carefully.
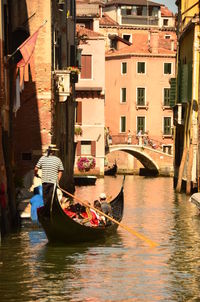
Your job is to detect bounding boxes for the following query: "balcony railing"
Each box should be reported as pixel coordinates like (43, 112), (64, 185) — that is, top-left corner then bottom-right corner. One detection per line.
(76, 4), (100, 17)
(121, 15), (159, 26)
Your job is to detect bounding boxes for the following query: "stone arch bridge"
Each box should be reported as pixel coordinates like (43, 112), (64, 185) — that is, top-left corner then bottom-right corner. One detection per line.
(107, 144), (174, 176)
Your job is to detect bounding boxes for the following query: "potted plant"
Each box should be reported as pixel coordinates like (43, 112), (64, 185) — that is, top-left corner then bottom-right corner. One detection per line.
(77, 156), (96, 172)
(74, 125), (83, 136)
(67, 66), (80, 83)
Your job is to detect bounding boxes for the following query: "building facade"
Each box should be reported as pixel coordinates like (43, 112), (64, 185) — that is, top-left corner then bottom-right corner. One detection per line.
(99, 0), (176, 173)
(0, 0), (76, 234)
(75, 1), (106, 175)
(173, 0), (200, 194)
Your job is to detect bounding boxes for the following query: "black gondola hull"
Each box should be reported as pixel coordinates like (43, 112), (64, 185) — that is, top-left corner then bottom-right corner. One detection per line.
(38, 177), (124, 243)
(104, 164), (117, 176)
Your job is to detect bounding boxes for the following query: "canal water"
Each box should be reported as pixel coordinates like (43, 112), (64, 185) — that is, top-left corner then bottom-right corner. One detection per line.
(0, 175), (200, 302)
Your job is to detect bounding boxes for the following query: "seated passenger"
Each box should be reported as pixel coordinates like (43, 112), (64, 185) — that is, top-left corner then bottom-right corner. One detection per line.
(99, 193), (112, 216)
(99, 193), (113, 225)
(93, 200), (106, 226)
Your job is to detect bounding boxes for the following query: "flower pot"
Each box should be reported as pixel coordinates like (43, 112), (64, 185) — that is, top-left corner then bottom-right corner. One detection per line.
(70, 72), (78, 83)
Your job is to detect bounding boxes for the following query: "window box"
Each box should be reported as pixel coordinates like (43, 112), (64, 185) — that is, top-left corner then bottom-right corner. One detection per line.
(70, 72), (79, 83)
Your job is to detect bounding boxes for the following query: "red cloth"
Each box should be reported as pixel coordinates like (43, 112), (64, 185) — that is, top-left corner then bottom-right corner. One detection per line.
(64, 209), (77, 218)
(90, 211), (99, 226)
(79, 211), (99, 226)
(16, 24), (44, 87)
(17, 27), (41, 68)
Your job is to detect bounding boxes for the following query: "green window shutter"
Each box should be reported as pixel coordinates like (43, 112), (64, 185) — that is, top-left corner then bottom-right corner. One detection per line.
(137, 116), (145, 133)
(164, 88), (170, 106)
(121, 88), (126, 102)
(180, 64), (188, 103)
(137, 88), (145, 105)
(169, 77), (176, 107)
(164, 117), (171, 135)
(122, 62), (127, 74)
(138, 62), (145, 73)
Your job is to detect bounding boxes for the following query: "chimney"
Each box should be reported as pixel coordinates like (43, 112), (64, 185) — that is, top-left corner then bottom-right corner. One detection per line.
(149, 30), (159, 54)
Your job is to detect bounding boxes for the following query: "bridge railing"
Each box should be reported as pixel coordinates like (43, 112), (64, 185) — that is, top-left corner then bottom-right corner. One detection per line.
(106, 134), (173, 154)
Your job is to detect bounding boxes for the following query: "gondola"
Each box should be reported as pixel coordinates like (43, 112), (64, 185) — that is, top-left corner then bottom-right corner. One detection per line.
(37, 176), (125, 243)
(104, 163), (117, 176)
(74, 175), (97, 186)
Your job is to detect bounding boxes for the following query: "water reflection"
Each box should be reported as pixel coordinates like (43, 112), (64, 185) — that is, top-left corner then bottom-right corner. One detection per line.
(1, 176), (200, 301)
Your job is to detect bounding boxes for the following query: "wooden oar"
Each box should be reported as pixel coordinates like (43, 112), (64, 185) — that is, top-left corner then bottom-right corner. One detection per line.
(58, 186), (158, 248)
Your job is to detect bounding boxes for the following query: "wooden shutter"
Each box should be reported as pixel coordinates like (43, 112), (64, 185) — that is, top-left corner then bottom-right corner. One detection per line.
(76, 141), (81, 156)
(91, 141), (96, 157)
(169, 77), (176, 107)
(81, 55), (92, 79)
(76, 101), (82, 124)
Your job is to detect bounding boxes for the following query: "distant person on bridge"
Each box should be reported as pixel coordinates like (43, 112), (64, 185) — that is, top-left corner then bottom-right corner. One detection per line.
(137, 130), (143, 146)
(143, 133), (148, 146)
(127, 130), (132, 144)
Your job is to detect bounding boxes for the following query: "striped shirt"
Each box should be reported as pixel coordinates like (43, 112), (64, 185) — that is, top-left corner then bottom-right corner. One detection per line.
(36, 155), (64, 184)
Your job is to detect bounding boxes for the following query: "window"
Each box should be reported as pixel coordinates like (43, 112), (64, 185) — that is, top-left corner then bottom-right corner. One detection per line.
(165, 35), (171, 39)
(164, 88), (170, 106)
(121, 88), (126, 103)
(137, 116), (145, 133)
(164, 63), (172, 74)
(81, 141), (91, 155)
(81, 55), (92, 79)
(163, 19), (169, 26)
(163, 145), (172, 155)
(122, 34), (131, 43)
(163, 117), (172, 135)
(137, 88), (145, 106)
(121, 62), (127, 74)
(75, 101), (82, 124)
(110, 38), (117, 49)
(137, 62), (145, 74)
(120, 116), (126, 132)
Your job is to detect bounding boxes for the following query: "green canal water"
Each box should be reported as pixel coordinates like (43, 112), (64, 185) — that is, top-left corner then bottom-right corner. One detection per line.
(1, 175), (200, 302)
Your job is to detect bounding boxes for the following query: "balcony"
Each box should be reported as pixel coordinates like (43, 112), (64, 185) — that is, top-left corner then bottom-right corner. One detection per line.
(121, 15), (159, 26)
(53, 70), (70, 102)
(76, 4), (100, 17)
(136, 102), (149, 110)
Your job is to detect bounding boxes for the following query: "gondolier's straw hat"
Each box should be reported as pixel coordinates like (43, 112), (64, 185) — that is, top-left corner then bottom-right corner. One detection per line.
(48, 144), (59, 151)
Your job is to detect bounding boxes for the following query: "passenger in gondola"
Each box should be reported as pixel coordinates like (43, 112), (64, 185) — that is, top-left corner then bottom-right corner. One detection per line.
(99, 193), (112, 216)
(99, 193), (113, 225)
(80, 202), (99, 227)
(93, 200), (106, 226)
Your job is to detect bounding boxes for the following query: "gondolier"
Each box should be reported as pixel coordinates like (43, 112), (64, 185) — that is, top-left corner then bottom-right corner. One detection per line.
(34, 144), (64, 211)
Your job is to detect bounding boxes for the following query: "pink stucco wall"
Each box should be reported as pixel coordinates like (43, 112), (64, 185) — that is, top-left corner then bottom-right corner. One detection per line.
(76, 39), (105, 91)
(75, 37), (106, 175)
(105, 54), (175, 148)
